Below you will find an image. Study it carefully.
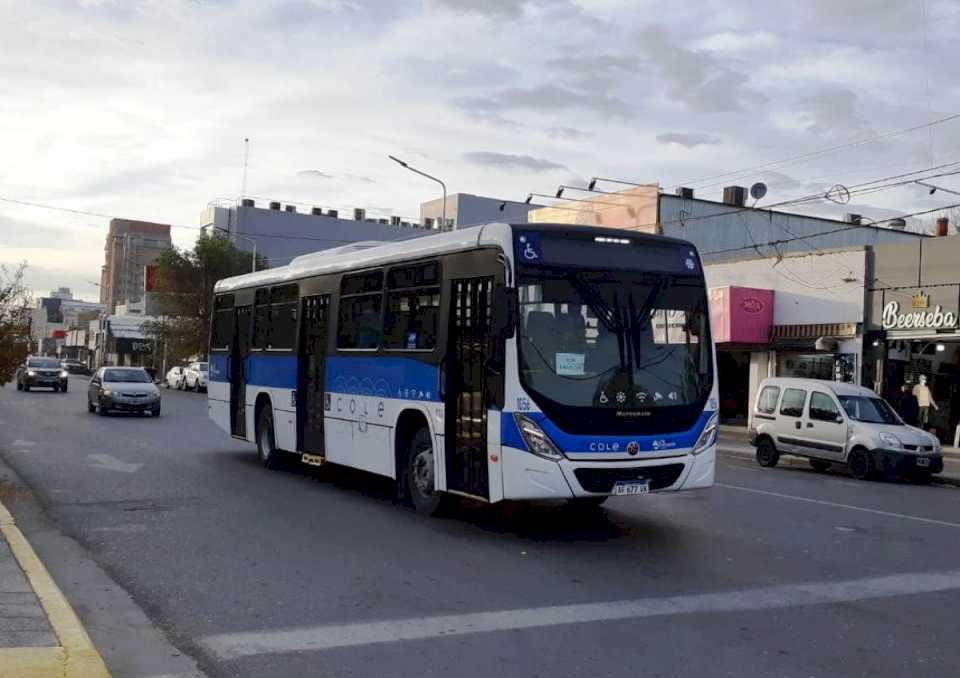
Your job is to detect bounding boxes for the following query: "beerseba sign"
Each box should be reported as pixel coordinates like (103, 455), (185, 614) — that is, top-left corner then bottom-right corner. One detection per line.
(882, 300), (957, 330)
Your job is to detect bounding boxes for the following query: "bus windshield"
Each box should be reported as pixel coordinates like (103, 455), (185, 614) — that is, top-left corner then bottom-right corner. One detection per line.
(517, 268), (711, 413)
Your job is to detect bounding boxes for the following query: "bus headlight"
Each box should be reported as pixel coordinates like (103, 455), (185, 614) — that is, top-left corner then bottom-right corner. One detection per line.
(514, 414), (565, 461)
(692, 411), (719, 455)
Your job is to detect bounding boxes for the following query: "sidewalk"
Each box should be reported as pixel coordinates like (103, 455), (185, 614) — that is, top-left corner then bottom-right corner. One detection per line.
(0, 499), (109, 677)
(718, 425), (960, 487)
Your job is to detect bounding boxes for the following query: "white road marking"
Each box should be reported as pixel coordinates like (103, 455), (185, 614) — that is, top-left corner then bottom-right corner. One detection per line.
(11, 440), (37, 448)
(202, 569), (960, 659)
(717, 483), (960, 528)
(87, 454), (143, 474)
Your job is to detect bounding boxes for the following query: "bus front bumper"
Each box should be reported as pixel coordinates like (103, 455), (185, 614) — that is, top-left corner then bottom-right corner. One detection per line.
(500, 445), (716, 500)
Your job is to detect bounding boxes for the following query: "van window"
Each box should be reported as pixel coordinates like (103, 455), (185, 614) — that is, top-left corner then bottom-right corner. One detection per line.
(809, 392), (841, 422)
(757, 386), (780, 414)
(779, 388), (807, 417)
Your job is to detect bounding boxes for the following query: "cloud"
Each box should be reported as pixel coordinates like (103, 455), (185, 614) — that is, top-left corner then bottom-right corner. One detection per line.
(463, 151), (567, 172)
(656, 132), (721, 148)
(344, 173), (377, 184)
(549, 126), (590, 140)
(454, 84), (632, 120)
(796, 86), (871, 138)
(430, 0), (528, 18)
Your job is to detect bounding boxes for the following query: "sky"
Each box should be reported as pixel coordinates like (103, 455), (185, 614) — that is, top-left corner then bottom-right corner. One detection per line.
(2, 0), (960, 301)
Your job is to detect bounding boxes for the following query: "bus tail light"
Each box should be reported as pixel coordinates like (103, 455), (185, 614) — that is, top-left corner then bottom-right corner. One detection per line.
(692, 411), (718, 455)
(514, 414), (565, 461)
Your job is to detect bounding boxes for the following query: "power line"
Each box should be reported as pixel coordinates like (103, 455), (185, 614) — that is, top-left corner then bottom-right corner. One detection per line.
(673, 112), (960, 191)
(702, 201), (960, 257)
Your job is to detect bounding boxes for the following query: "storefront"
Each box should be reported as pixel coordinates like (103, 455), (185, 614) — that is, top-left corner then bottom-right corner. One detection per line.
(864, 233), (960, 443)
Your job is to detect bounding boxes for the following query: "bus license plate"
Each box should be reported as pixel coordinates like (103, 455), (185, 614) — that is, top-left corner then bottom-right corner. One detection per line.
(916, 457), (931, 467)
(613, 480), (650, 496)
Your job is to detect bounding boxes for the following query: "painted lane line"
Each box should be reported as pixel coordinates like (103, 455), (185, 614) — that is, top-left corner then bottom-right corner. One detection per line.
(717, 483), (960, 528)
(202, 569), (960, 659)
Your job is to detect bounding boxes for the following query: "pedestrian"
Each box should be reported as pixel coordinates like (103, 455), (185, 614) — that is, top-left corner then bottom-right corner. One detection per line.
(912, 375), (938, 429)
(897, 383), (919, 427)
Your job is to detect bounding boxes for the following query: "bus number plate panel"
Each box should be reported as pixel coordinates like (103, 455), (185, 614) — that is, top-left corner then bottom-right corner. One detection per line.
(612, 480), (650, 496)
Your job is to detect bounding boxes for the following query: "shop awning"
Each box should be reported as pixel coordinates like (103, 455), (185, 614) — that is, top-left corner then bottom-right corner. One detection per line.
(771, 322), (858, 339)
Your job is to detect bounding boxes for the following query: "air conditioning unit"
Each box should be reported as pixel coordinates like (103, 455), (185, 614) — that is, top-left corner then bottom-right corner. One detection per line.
(353, 208), (366, 221)
(311, 207), (323, 216)
(676, 187), (694, 200)
(423, 217), (435, 229)
(390, 216), (402, 226)
(722, 186), (746, 207)
(326, 209), (338, 218)
(378, 218), (388, 225)
(845, 213), (862, 225)
(269, 201), (281, 210)
(284, 205), (296, 213)
(240, 198), (255, 208)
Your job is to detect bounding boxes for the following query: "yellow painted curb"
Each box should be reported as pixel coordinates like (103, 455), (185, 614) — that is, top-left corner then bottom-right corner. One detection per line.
(0, 499), (111, 678)
(0, 647), (65, 678)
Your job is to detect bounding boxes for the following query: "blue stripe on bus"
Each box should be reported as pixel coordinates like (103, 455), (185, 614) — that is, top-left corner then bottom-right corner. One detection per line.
(502, 410), (712, 454)
(325, 356), (440, 402)
(209, 354), (228, 382)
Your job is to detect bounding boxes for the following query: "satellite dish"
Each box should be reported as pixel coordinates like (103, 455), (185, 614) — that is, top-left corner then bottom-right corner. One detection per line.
(750, 182), (767, 200)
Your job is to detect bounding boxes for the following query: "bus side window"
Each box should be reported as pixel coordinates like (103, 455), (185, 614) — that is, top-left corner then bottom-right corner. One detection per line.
(384, 262), (441, 350)
(337, 270), (383, 350)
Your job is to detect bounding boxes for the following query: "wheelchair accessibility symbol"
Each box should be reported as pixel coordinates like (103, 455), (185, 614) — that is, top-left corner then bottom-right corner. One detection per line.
(518, 234), (541, 261)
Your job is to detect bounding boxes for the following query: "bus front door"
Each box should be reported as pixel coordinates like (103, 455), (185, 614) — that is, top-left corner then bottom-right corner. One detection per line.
(230, 304), (252, 439)
(298, 294), (329, 455)
(445, 276), (493, 500)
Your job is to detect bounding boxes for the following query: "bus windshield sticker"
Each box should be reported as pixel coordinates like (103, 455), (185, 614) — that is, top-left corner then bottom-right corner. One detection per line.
(556, 352), (585, 376)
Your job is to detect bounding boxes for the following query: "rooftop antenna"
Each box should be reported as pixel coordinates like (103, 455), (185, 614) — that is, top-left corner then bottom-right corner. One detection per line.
(241, 137), (250, 198)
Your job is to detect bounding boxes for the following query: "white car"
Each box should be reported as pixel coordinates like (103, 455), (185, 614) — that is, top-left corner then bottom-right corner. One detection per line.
(183, 362), (208, 392)
(750, 377), (943, 481)
(165, 366), (186, 389)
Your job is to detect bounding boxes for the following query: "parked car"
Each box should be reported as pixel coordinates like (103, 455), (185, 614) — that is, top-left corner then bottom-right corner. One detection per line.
(165, 366), (186, 389)
(15, 357), (68, 392)
(60, 359), (91, 376)
(87, 367), (161, 416)
(750, 377), (943, 482)
(183, 361), (209, 392)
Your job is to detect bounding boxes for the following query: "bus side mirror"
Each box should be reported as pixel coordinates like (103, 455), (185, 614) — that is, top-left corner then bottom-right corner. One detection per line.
(491, 285), (517, 340)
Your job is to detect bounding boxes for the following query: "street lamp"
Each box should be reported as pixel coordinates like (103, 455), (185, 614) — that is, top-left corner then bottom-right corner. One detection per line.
(388, 155), (448, 230)
(212, 226), (258, 273)
(588, 177), (650, 191)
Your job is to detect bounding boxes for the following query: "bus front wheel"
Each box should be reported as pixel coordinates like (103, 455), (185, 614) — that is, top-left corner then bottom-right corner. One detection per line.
(257, 405), (281, 470)
(405, 427), (448, 516)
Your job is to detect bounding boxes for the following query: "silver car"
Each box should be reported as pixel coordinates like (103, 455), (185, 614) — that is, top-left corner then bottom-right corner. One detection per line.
(749, 377), (942, 481)
(88, 367), (162, 417)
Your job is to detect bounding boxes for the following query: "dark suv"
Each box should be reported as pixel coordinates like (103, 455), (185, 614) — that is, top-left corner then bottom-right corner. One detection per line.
(16, 357), (69, 392)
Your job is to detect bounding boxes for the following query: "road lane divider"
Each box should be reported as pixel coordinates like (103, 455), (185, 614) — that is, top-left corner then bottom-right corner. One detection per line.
(202, 569), (960, 659)
(0, 499), (111, 678)
(716, 482), (960, 528)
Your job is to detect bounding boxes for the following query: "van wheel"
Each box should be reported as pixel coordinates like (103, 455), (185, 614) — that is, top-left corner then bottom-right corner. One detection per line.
(809, 459), (831, 472)
(406, 427), (449, 515)
(256, 406), (281, 469)
(756, 439), (779, 467)
(848, 447), (874, 480)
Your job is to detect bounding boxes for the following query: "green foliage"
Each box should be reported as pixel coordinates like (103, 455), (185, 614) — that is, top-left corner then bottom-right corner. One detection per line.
(0, 263), (32, 385)
(148, 232), (266, 364)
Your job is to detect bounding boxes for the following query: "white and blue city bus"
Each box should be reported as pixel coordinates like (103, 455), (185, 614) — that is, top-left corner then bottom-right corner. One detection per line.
(208, 222), (718, 513)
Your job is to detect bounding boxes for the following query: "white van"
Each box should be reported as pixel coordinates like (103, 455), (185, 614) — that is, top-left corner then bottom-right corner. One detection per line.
(749, 377), (943, 481)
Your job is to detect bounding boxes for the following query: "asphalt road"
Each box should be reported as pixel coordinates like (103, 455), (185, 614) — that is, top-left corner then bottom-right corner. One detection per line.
(2, 377), (960, 678)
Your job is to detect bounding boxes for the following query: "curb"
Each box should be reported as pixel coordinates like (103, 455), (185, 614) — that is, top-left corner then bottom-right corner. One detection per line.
(718, 447), (960, 488)
(0, 500), (111, 678)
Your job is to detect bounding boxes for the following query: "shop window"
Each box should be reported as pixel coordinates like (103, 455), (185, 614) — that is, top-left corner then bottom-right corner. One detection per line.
(757, 385), (780, 415)
(809, 392), (841, 422)
(779, 388), (807, 417)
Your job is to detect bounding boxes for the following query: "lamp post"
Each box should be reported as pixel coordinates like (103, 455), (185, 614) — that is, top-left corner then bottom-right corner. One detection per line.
(388, 155), (448, 230)
(916, 180), (960, 197)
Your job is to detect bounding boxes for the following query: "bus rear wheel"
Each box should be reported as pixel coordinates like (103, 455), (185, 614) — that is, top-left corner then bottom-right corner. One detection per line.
(257, 406), (281, 469)
(405, 427), (448, 516)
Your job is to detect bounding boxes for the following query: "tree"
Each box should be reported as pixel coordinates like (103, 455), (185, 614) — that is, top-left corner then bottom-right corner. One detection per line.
(147, 232), (266, 367)
(0, 263), (32, 385)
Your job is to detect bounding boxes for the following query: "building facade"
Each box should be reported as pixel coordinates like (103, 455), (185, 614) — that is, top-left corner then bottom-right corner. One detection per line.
(30, 296), (105, 355)
(100, 219), (172, 313)
(419, 193), (539, 230)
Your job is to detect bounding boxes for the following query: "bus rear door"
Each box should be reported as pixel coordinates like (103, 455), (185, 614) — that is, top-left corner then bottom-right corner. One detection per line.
(298, 294), (330, 456)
